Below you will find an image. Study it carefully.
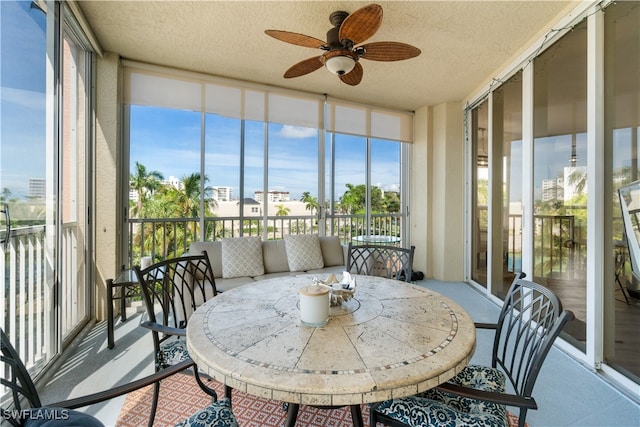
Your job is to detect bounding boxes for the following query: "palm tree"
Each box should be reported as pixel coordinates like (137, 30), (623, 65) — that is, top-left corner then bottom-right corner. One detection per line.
(175, 173), (202, 217)
(275, 204), (290, 216)
(130, 162), (164, 218)
(300, 191), (319, 216)
(339, 183), (364, 214)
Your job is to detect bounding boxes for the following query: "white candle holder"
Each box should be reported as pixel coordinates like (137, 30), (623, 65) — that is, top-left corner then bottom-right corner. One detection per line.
(299, 284), (329, 327)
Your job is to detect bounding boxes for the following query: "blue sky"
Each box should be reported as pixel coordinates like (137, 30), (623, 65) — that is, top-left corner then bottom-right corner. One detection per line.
(1, 0), (46, 199)
(129, 105), (401, 201)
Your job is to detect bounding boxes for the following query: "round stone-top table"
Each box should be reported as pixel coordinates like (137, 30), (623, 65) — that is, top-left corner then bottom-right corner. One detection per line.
(186, 275), (476, 426)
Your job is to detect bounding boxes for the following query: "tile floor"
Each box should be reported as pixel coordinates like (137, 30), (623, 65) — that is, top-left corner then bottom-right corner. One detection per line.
(38, 279), (640, 426)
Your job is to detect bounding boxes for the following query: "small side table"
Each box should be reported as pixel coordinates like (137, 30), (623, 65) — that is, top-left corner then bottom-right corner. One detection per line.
(106, 269), (140, 349)
(352, 235), (401, 246)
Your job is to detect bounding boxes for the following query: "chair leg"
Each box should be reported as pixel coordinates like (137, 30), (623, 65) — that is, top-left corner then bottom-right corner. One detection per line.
(285, 403), (300, 427)
(518, 408), (528, 427)
(350, 404), (364, 427)
(147, 381), (160, 427)
(369, 403), (378, 427)
(193, 369), (218, 401)
(224, 384), (232, 405)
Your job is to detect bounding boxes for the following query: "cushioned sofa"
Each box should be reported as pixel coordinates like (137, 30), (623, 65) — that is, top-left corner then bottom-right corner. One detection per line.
(187, 234), (348, 292)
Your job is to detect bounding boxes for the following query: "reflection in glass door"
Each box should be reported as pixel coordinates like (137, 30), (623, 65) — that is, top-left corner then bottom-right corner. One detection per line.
(533, 18), (588, 349)
(605, 0), (640, 382)
(471, 102), (488, 287)
(1, 0), (52, 370)
(491, 73), (523, 299)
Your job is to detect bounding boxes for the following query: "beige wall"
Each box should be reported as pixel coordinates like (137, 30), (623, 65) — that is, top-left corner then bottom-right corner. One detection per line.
(94, 52), (121, 321)
(411, 101), (465, 281)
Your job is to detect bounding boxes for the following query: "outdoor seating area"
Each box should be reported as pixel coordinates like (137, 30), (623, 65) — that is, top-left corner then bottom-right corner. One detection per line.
(2, 1), (640, 426)
(25, 278), (637, 427)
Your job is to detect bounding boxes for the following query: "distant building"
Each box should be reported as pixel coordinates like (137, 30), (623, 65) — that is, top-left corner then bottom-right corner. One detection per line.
(541, 177), (563, 202)
(255, 190), (290, 202)
(29, 178), (46, 199)
(212, 186), (233, 201)
(163, 176), (183, 190)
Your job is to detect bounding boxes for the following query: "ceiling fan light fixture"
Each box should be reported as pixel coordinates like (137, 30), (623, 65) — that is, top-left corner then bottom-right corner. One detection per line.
(324, 54), (356, 76)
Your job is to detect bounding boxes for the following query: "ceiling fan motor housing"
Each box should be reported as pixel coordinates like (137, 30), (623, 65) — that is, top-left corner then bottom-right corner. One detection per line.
(327, 11), (353, 50)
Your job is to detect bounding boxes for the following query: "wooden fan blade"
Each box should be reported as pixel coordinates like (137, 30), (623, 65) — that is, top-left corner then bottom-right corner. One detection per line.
(284, 56), (324, 78)
(360, 42), (421, 61)
(339, 62), (363, 86)
(339, 4), (383, 45)
(265, 30), (327, 49)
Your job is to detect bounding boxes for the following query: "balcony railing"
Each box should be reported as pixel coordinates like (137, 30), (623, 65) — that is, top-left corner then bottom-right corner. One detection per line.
(126, 213), (403, 266)
(1, 225), (47, 371)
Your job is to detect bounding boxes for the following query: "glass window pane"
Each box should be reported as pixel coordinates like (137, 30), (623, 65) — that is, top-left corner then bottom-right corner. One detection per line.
(491, 73), (523, 298)
(206, 114), (241, 238)
(606, 0), (640, 381)
(267, 124), (318, 237)
(533, 18), (587, 349)
(371, 138), (401, 240)
(1, 0), (50, 371)
(472, 101), (489, 287)
(129, 106), (201, 258)
(331, 134), (366, 242)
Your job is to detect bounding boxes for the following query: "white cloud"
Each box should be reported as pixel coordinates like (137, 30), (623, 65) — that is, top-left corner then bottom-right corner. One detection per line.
(277, 125), (317, 139)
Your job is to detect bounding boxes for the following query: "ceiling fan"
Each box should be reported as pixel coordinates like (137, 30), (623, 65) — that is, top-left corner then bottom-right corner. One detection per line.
(265, 4), (421, 86)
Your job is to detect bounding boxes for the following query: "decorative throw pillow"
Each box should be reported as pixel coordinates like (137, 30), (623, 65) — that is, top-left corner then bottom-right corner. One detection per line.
(284, 234), (324, 272)
(221, 236), (264, 278)
(319, 236), (344, 266)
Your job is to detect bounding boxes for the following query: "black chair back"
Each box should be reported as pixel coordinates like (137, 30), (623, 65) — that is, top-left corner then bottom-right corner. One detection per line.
(134, 252), (217, 362)
(1, 328), (42, 416)
(346, 243), (415, 282)
(493, 277), (574, 405)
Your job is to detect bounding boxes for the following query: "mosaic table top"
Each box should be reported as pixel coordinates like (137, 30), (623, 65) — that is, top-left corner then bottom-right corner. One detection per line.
(186, 274), (476, 406)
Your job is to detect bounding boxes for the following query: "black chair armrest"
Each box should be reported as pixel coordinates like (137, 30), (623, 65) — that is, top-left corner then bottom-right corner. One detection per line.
(141, 320), (186, 337)
(474, 322), (498, 330)
(436, 382), (538, 410)
(46, 359), (195, 409)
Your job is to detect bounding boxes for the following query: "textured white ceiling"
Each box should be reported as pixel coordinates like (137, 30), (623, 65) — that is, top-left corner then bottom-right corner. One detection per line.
(77, 1), (576, 111)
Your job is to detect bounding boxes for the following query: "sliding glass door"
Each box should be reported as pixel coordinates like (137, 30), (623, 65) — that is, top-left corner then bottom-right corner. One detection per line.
(1, 0), (93, 372)
(0, 0), (52, 370)
(468, 1), (639, 386)
(532, 18), (588, 349)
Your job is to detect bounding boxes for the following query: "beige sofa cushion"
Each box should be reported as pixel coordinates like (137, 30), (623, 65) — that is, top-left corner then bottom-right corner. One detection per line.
(215, 276), (256, 292)
(319, 236), (344, 266)
(222, 236), (265, 278)
(284, 234), (324, 272)
(262, 240), (289, 274)
(189, 241), (223, 278)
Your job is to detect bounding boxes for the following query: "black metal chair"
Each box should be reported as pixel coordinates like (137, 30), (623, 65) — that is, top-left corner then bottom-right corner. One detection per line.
(1, 328), (237, 427)
(346, 243), (415, 282)
(370, 274), (574, 427)
(134, 252), (232, 427)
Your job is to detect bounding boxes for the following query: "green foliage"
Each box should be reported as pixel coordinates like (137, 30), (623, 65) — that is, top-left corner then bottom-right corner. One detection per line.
(129, 164), (217, 259)
(300, 191), (319, 215)
(338, 184), (393, 214)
